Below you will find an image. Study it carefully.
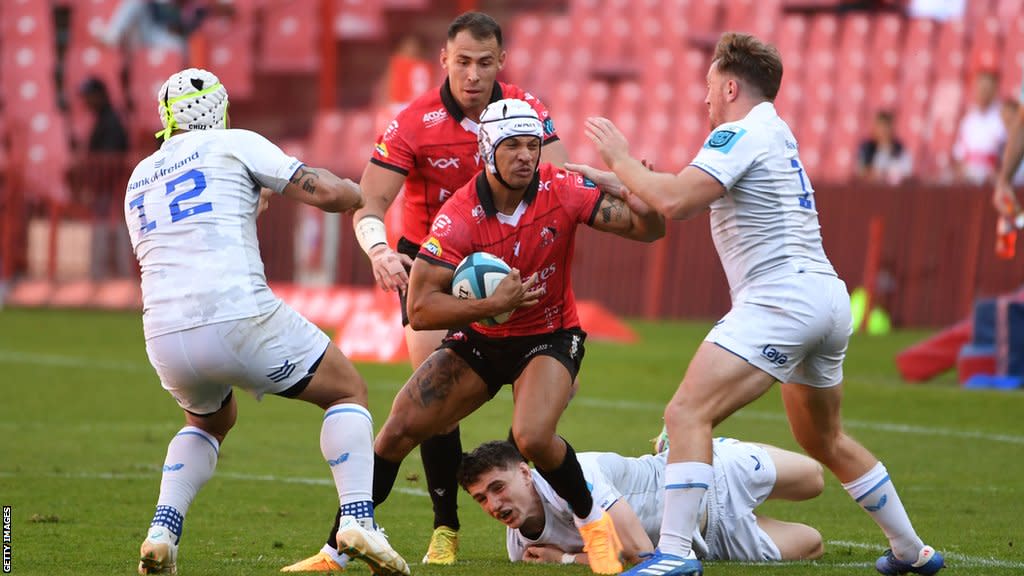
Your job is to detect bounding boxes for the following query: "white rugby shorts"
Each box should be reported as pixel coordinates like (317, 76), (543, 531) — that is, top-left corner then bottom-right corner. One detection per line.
(706, 272), (852, 387)
(145, 300), (331, 415)
(702, 438), (781, 562)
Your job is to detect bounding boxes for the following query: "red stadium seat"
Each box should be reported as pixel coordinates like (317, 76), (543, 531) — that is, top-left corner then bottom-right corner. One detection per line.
(506, 12), (544, 87)
(823, 13), (871, 181)
(259, 0), (319, 72)
(201, 5), (255, 100)
(795, 14), (838, 177)
(334, 0), (385, 41)
(894, 18), (937, 169)
(924, 19), (967, 179)
(65, 0), (125, 144)
(865, 13), (903, 113)
(999, 8), (1024, 98)
(772, 15), (808, 131)
(968, 16), (1001, 75)
(129, 48), (187, 134)
(338, 109), (376, 178)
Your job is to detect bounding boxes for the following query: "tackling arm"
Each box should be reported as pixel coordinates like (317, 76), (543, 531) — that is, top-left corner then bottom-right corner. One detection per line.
(406, 258), (542, 331)
(611, 159), (725, 221)
(588, 192), (666, 242)
(519, 499), (654, 566)
(281, 165), (363, 213)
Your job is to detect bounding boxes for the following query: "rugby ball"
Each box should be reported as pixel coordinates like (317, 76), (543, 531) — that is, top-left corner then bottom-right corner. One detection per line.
(452, 252), (512, 326)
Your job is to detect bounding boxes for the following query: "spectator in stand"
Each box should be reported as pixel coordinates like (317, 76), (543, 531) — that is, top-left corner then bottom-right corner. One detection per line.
(97, 0), (225, 57)
(80, 77), (129, 153)
(856, 110), (912, 185)
(953, 70), (1007, 185)
(77, 77), (133, 279)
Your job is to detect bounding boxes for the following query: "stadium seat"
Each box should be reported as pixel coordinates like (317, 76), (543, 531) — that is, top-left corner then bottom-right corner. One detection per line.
(334, 0), (385, 41)
(309, 110), (347, 173)
(723, 0), (758, 34)
(772, 14), (808, 132)
(200, 5), (255, 100)
(894, 18), (937, 170)
(506, 12), (544, 87)
(924, 18), (967, 179)
(259, 0), (319, 72)
(968, 16), (1001, 75)
(338, 109), (376, 178)
(129, 48), (186, 134)
(795, 14), (838, 177)
(822, 13), (871, 181)
(998, 10), (1024, 99)
(65, 0), (125, 145)
(865, 13), (903, 114)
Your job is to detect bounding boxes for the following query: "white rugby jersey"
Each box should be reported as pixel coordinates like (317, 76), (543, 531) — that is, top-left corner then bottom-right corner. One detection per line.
(506, 452), (711, 561)
(124, 129), (301, 338)
(690, 102), (836, 296)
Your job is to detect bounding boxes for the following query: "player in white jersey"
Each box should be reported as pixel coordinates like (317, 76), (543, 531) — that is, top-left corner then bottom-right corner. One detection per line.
(457, 438), (824, 568)
(567, 33), (944, 576)
(126, 68), (409, 576)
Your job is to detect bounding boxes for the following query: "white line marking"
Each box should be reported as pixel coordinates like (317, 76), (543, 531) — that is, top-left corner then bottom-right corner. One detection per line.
(3, 349), (1024, 446)
(828, 540), (1024, 570)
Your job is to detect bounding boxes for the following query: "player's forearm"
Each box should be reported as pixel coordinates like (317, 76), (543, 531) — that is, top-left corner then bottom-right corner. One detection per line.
(612, 157), (701, 220)
(352, 192), (392, 223)
(628, 209), (666, 242)
(319, 176), (362, 213)
(998, 117), (1024, 186)
(406, 291), (506, 331)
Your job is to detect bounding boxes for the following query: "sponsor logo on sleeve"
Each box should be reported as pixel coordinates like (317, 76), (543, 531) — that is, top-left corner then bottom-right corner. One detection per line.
(375, 142), (389, 158)
(543, 118), (555, 136)
(431, 214), (452, 236)
(703, 127), (747, 153)
(383, 120), (399, 141)
(423, 236), (443, 257)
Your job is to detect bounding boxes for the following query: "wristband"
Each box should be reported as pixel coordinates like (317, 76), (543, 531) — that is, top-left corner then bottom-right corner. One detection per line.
(561, 553), (575, 565)
(355, 216), (388, 255)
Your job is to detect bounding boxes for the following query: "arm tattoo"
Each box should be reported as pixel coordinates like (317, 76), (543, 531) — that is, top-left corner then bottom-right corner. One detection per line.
(600, 195), (626, 225)
(290, 166), (319, 195)
(405, 351), (469, 407)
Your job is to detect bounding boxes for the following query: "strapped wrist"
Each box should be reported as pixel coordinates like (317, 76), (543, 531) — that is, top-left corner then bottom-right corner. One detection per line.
(355, 216), (388, 255)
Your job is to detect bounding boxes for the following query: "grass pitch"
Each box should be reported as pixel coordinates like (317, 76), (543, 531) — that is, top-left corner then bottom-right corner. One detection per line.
(1, 308), (1022, 575)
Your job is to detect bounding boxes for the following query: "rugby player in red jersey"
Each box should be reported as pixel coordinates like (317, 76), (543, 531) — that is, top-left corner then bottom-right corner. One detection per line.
(282, 12), (570, 572)
(367, 98), (664, 575)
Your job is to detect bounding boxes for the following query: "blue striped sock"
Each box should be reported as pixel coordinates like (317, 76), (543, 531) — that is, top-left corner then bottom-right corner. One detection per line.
(150, 505), (184, 543)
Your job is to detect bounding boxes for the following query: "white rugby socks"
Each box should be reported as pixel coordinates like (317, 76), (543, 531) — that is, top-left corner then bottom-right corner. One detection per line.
(658, 462), (714, 558)
(842, 461), (925, 561)
(322, 404), (375, 523)
(152, 426), (220, 542)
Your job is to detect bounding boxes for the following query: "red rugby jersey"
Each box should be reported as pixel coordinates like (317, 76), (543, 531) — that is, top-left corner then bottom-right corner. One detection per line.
(417, 164), (603, 337)
(370, 79), (559, 246)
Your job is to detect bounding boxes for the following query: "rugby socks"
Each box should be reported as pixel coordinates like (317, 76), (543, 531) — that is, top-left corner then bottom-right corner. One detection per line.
(536, 441), (598, 523)
(152, 426), (220, 543)
(420, 426), (463, 530)
(658, 461), (713, 557)
(842, 461), (925, 561)
(321, 404), (374, 513)
(320, 404), (375, 550)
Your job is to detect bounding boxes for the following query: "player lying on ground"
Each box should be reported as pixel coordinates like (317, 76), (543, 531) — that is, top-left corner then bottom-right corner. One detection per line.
(458, 436), (825, 568)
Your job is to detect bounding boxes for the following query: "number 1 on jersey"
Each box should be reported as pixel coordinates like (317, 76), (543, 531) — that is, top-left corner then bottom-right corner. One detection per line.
(129, 168), (211, 234)
(791, 158), (813, 209)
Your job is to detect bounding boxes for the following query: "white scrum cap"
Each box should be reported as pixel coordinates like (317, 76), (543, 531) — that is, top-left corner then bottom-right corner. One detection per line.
(155, 68), (229, 140)
(478, 98), (543, 175)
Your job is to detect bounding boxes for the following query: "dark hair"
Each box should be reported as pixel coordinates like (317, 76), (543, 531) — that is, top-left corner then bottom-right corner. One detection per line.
(457, 440), (524, 491)
(875, 110), (894, 125)
(447, 11), (503, 47)
(713, 32), (783, 101)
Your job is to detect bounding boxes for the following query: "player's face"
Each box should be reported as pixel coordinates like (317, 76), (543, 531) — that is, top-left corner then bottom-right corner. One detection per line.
(495, 136), (541, 189)
(704, 61), (729, 130)
(466, 464), (541, 530)
(442, 31), (506, 119)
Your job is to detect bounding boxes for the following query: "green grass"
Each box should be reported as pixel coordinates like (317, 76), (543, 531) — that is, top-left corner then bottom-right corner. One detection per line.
(1, 308), (1022, 575)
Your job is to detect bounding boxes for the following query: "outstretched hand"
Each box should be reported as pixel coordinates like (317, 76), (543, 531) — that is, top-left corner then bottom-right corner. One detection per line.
(368, 245), (413, 292)
(583, 117), (633, 170)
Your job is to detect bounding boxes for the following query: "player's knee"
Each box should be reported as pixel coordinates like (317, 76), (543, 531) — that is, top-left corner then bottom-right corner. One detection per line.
(510, 428), (554, 464)
(375, 416), (423, 460)
(808, 461), (825, 497)
(803, 527), (824, 560)
(663, 399), (704, 432)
